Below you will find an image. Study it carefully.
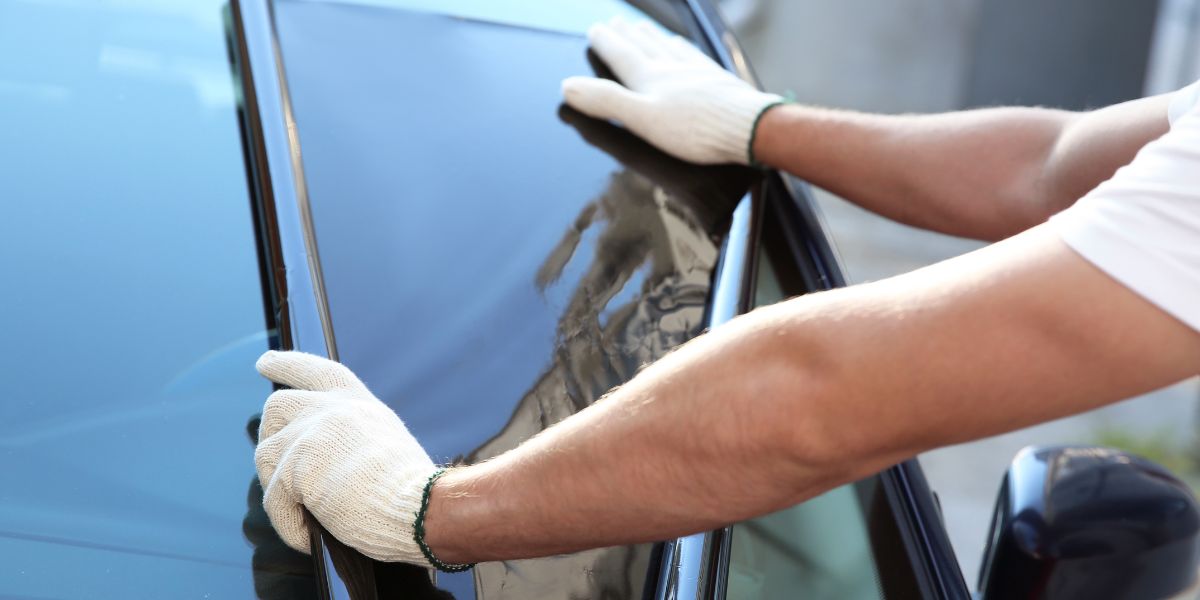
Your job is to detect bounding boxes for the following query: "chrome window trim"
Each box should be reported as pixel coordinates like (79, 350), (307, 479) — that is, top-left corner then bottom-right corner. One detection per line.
(231, 0), (337, 360)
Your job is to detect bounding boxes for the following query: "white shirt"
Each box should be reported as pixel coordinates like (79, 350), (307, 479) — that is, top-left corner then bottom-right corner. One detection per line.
(1049, 80), (1200, 332)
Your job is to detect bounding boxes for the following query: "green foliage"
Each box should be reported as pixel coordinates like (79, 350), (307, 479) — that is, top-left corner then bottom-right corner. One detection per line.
(1092, 426), (1200, 492)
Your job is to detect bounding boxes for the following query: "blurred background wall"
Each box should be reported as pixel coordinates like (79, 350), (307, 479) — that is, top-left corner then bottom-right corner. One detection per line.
(725, 0), (1200, 587)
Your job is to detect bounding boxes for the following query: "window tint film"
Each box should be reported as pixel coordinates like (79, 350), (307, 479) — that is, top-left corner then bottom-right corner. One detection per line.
(270, 0), (755, 596)
(0, 0), (314, 597)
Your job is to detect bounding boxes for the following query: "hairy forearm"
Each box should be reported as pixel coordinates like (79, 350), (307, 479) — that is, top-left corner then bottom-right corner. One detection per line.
(753, 105), (1074, 240)
(423, 227), (1200, 565)
(424, 304), (870, 562)
(753, 99), (1170, 241)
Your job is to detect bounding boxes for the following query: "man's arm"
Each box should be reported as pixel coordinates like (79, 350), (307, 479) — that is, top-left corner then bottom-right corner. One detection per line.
(752, 97), (1173, 241)
(424, 225), (1200, 563)
(561, 18), (1173, 242)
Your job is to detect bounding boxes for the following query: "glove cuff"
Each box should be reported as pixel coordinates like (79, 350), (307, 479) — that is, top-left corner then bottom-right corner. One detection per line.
(338, 463), (441, 566)
(695, 90), (786, 165)
(413, 468), (475, 572)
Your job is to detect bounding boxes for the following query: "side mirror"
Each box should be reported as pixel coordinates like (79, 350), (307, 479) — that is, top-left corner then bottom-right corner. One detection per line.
(978, 445), (1200, 600)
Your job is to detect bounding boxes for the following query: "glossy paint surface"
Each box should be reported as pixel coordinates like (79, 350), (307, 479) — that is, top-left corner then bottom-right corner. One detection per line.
(0, 0), (315, 597)
(980, 445), (1200, 600)
(271, 1), (755, 597)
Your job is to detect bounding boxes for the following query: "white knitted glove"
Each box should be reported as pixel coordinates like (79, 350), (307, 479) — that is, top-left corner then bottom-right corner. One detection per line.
(562, 16), (784, 165)
(254, 350), (439, 565)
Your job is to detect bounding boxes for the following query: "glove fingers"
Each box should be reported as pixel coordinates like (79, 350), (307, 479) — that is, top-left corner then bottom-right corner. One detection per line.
(262, 476), (311, 555)
(587, 21), (650, 85)
(562, 76), (645, 125)
(259, 389), (331, 442)
(254, 425), (294, 488)
(256, 350), (368, 393)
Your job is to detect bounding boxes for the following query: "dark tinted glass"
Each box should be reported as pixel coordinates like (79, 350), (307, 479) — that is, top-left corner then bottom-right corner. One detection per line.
(0, 1), (314, 596)
(272, 1), (754, 596)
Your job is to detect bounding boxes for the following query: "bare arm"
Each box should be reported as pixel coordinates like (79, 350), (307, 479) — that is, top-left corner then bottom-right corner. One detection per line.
(562, 18), (1171, 241)
(425, 225), (1200, 563)
(753, 96), (1173, 241)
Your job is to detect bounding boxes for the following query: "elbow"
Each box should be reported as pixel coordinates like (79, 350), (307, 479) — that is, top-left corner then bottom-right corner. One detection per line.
(1023, 111), (1088, 227)
(744, 302), (900, 497)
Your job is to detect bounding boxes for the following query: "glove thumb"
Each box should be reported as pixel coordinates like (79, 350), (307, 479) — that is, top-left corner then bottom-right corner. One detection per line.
(562, 76), (645, 126)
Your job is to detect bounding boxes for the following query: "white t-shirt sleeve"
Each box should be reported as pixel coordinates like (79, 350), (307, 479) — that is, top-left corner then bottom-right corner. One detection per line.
(1049, 82), (1200, 332)
(1169, 79), (1200, 125)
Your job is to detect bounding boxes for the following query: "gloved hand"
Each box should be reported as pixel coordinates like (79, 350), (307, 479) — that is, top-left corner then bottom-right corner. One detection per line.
(254, 350), (438, 565)
(562, 16), (784, 166)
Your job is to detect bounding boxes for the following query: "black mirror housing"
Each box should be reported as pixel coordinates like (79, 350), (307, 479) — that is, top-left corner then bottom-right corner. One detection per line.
(978, 445), (1200, 600)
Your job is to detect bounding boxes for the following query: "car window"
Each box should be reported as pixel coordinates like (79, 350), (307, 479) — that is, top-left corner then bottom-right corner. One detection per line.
(723, 235), (917, 599)
(268, 0), (755, 596)
(0, 1), (315, 597)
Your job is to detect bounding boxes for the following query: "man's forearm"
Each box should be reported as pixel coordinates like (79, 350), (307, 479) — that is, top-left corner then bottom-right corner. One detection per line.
(423, 226), (1200, 564)
(423, 302), (864, 562)
(753, 98), (1171, 241)
(753, 104), (1072, 240)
